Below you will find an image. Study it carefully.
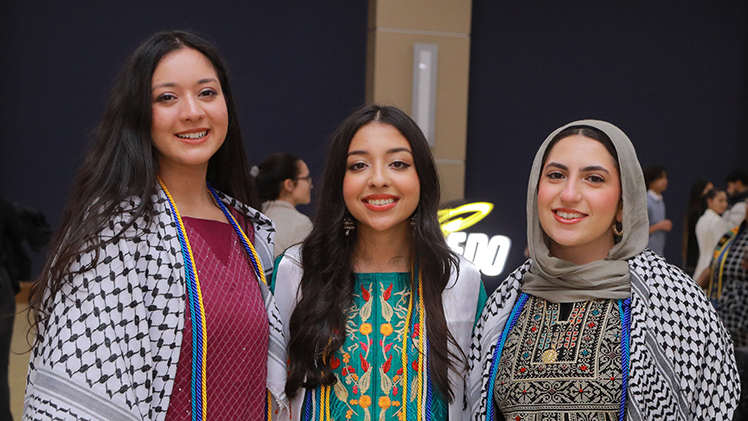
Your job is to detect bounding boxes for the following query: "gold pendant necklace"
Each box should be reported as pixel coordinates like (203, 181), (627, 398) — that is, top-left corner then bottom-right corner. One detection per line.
(541, 302), (579, 364)
(541, 348), (559, 364)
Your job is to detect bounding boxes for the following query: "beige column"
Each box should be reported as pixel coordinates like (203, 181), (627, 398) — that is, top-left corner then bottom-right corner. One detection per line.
(366, 0), (472, 203)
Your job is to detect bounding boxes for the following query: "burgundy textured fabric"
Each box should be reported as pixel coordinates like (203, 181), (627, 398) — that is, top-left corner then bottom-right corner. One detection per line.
(166, 214), (269, 420)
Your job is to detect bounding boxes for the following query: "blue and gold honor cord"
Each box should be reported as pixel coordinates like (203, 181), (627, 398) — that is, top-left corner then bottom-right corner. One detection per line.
(159, 179), (272, 420)
(710, 225), (741, 302)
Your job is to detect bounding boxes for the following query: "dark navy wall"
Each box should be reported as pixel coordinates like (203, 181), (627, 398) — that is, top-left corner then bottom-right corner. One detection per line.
(1, 1), (368, 226)
(4, 2), (747, 288)
(466, 1), (748, 291)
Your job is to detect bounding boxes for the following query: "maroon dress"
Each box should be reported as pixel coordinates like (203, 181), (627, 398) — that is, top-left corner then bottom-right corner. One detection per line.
(166, 215), (269, 420)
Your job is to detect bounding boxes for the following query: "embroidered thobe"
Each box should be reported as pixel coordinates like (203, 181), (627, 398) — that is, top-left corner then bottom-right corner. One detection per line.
(468, 250), (739, 421)
(494, 297), (623, 420)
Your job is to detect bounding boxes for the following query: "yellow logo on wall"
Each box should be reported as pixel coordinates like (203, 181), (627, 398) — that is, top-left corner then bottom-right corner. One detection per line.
(438, 202), (494, 235)
(438, 202), (511, 277)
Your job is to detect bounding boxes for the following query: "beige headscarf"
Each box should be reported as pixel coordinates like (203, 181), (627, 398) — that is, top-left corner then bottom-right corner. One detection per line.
(521, 119), (649, 303)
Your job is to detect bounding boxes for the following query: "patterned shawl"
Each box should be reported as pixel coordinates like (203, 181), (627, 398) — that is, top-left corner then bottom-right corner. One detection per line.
(24, 187), (289, 420)
(467, 250), (739, 420)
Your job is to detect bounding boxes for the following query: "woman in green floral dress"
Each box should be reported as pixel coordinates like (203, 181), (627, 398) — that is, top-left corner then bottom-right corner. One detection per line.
(272, 104), (486, 421)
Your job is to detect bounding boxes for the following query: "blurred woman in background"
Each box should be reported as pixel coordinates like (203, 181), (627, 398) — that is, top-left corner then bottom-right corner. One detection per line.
(708, 204), (748, 347)
(694, 188), (730, 285)
(682, 178), (712, 276)
(255, 152), (313, 258)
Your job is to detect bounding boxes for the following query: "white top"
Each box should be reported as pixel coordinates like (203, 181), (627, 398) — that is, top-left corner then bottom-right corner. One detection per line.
(694, 208), (732, 281)
(723, 200), (747, 229)
(261, 200), (313, 258)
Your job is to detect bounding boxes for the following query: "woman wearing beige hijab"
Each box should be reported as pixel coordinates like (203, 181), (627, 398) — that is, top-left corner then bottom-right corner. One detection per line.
(467, 120), (738, 420)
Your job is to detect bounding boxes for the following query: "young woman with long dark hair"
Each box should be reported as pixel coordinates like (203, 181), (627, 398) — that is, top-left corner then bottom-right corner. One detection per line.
(272, 104), (486, 420)
(25, 31), (288, 420)
(468, 120), (738, 420)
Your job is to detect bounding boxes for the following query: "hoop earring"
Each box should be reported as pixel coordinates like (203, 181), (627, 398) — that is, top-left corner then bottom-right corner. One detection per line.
(612, 222), (623, 237)
(343, 216), (355, 236)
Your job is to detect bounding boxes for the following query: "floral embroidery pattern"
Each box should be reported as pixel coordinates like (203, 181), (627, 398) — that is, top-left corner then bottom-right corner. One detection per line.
(326, 274), (445, 420)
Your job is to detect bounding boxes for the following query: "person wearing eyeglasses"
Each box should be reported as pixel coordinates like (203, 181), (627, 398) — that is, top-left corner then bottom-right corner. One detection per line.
(255, 152), (314, 257)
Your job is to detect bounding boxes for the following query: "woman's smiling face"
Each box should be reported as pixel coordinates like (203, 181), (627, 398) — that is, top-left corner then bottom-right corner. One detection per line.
(537, 135), (622, 264)
(150, 47), (228, 174)
(343, 122), (420, 239)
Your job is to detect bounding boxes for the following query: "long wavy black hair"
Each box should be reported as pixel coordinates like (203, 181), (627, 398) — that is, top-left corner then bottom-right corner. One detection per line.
(285, 104), (461, 401)
(29, 30), (257, 333)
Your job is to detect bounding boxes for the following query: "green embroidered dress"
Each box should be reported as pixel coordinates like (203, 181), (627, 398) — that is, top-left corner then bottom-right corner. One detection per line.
(274, 271), (486, 421)
(331, 272), (438, 420)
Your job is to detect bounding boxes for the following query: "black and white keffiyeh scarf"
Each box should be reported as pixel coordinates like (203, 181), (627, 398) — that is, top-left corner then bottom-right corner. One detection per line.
(467, 250), (739, 420)
(24, 187), (289, 421)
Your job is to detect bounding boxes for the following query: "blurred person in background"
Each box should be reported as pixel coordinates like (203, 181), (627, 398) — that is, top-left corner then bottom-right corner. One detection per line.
(709, 201), (748, 420)
(694, 188), (730, 285)
(682, 179), (713, 276)
(0, 196), (51, 421)
(708, 203), (748, 346)
(643, 165), (672, 256)
(0, 198), (23, 421)
(724, 168), (748, 228)
(254, 153), (313, 258)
